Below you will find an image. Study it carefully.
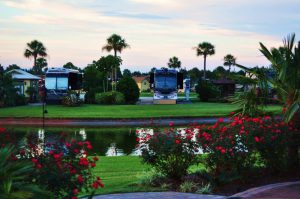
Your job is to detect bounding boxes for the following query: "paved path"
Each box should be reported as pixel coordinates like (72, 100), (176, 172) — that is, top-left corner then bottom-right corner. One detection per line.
(0, 117), (230, 127)
(91, 192), (226, 199)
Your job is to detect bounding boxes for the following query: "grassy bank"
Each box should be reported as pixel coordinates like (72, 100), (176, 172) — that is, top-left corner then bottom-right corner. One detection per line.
(0, 103), (282, 119)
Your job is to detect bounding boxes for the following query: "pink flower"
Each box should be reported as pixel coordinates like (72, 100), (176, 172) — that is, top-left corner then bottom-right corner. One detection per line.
(175, 140), (180, 144)
(254, 137), (260, 143)
(169, 122), (174, 127)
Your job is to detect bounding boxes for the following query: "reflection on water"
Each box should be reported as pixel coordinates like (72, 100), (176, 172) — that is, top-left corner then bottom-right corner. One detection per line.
(5, 127), (203, 156)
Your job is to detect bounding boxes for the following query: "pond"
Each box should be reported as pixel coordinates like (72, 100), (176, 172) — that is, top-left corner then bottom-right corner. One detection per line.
(4, 127), (140, 156)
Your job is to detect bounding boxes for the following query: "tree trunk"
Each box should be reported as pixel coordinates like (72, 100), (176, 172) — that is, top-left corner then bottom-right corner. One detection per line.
(203, 55), (207, 80)
(34, 55), (37, 74)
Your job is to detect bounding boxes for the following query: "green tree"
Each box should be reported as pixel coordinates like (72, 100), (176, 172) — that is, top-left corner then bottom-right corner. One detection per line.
(223, 54), (236, 73)
(63, 62), (82, 72)
(32, 57), (47, 75)
(5, 64), (21, 72)
(236, 33), (300, 167)
(167, 56), (181, 70)
(116, 76), (140, 104)
(213, 66), (226, 79)
(102, 34), (130, 87)
(123, 69), (132, 77)
(194, 42), (215, 80)
(24, 40), (47, 71)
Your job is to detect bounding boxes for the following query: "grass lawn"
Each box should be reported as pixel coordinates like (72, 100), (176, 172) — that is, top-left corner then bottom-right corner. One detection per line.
(89, 156), (206, 195)
(91, 156), (152, 195)
(0, 102), (282, 119)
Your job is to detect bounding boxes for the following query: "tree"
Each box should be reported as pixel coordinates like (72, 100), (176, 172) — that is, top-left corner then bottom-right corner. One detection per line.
(63, 62), (82, 72)
(123, 69), (132, 77)
(194, 42), (215, 80)
(32, 57), (47, 75)
(224, 54), (236, 73)
(167, 56), (181, 70)
(24, 40), (47, 71)
(213, 66), (226, 79)
(5, 64), (21, 72)
(116, 76), (140, 104)
(132, 71), (142, 77)
(188, 67), (201, 86)
(102, 34), (130, 86)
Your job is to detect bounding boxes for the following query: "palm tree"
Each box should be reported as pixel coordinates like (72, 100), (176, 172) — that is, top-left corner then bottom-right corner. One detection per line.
(102, 34), (130, 89)
(33, 57), (48, 75)
(24, 40), (47, 70)
(235, 33), (300, 167)
(167, 56), (181, 70)
(0, 146), (51, 198)
(223, 54), (236, 73)
(194, 42), (215, 80)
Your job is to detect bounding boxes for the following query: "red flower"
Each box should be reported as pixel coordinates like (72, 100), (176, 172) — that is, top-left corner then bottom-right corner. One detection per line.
(77, 175), (84, 183)
(31, 158), (38, 163)
(175, 140), (180, 144)
(254, 137), (260, 143)
(282, 107), (287, 113)
(71, 197), (77, 199)
(93, 156), (99, 161)
(169, 122), (174, 127)
(0, 127), (6, 133)
(36, 164), (42, 169)
(90, 162), (96, 168)
(79, 157), (89, 167)
(218, 118), (224, 123)
(65, 142), (71, 148)
(73, 188), (79, 195)
(221, 149), (226, 154)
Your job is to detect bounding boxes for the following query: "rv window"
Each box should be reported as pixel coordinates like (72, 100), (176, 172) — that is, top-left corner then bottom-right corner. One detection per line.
(45, 77), (56, 90)
(57, 77), (68, 90)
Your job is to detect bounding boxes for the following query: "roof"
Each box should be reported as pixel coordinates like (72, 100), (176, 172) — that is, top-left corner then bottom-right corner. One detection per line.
(132, 76), (149, 83)
(7, 69), (40, 80)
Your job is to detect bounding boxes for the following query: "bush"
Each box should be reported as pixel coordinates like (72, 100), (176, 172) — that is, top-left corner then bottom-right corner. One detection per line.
(196, 116), (298, 182)
(15, 94), (27, 106)
(116, 77), (140, 104)
(62, 91), (82, 107)
(95, 91), (125, 105)
(137, 126), (200, 180)
(0, 128), (103, 199)
(195, 80), (220, 102)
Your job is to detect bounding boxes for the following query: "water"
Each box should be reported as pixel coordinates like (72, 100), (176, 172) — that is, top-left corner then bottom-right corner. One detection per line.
(4, 127), (138, 156)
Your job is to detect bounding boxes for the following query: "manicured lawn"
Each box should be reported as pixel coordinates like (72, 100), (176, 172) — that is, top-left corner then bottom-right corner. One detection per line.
(91, 156), (152, 195)
(89, 156), (206, 195)
(0, 103), (282, 118)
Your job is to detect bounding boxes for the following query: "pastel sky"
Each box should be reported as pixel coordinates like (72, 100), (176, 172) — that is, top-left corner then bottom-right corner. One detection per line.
(0, 0), (299, 72)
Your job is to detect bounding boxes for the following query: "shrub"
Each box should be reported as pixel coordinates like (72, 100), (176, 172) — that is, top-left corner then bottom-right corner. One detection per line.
(62, 91), (82, 107)
(15, 94), (27, 106)
(196, 116), (298, 182)
(95, 91), (125, 105)
(195, 80), (220, 102)
(179, 181), (197, 193)
(0, 128), (103, 199)
(137, 126), (200, 180)
(116, 76), (140, 104)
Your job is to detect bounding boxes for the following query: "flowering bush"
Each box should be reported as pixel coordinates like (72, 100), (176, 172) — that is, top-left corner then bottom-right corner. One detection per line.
(0, 128), (103, 199)
(196, 116), (299, 181)
(137, 125), (200, 180)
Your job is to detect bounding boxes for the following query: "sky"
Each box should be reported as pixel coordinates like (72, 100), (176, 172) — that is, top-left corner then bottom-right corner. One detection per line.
(0, 0), (300, 72)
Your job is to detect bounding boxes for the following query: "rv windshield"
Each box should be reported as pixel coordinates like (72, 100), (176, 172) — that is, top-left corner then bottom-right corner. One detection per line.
(155, 73), (177, 91)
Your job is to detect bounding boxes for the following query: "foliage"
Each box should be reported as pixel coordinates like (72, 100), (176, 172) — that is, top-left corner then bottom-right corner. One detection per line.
(24, 40), (47, 73)
(232, 86), (265, 117)
(83, 63), (108, 103)
(138, 126), (200, 180)
(26, 86), (38, 103)
(195, 80), (220, 102)
(194, 42), (215, 79)
(0, 128), (103, 199)
(63, 62), (82, 72)
(62, 91), (83, 107)
(116, 76), (140, 104)
(123, 69), (132, 77)
(196, 116), (299, 182)
(95, 91), (125, 105)
(167, 56), (181, 70)
(179, 181), (197, 192)
(31, 57), (47, 75)
(196, 183), (212, 194)
(5, 64), (21, 72)
(0, 145), (52, 199)
(223, 54), (236, 73)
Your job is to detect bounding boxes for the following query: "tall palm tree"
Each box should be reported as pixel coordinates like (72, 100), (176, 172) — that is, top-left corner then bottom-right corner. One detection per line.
(223, 54), (236, 73)
(167, 56), (181, 70)
(24, 40), (47, 70)
(194, 42), (215, 80)
(235, 33), (300, 167)
(102, 34), (130, 89)
(33, 57), (48, 75)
